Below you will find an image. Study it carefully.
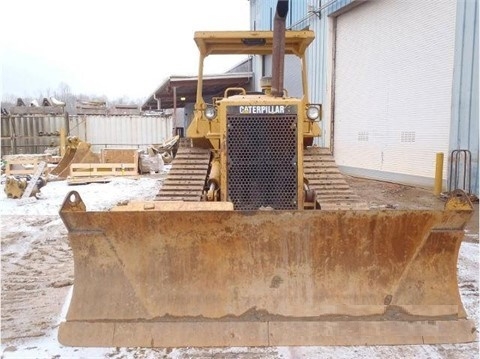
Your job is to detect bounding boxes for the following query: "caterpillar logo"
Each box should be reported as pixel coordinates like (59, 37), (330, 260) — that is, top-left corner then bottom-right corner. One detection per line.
(239, 105), (286, 114)
(227, 105), (297, 115)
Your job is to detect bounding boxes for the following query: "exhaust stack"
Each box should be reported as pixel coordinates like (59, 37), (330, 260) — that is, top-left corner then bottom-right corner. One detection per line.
(271, 0), (288, 97)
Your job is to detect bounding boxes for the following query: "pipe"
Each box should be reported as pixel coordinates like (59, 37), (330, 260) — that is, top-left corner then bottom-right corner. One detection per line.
(60, 127), (66, 157)
(207, 156), (221, 188)
(271, 0), (288, 97)
(207, 156), (221, 201)
(434, 152), (444, 196)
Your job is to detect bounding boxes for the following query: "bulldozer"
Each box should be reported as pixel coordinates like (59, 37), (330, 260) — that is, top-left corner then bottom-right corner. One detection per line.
(58, 0), (475, 347)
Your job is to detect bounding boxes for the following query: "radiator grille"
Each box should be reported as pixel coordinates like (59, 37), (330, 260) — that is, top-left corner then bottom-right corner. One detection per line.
(227, 114), (297, 210)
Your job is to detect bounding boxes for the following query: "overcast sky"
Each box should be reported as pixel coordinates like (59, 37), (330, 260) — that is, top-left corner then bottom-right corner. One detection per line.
(0, 0), (250, 101)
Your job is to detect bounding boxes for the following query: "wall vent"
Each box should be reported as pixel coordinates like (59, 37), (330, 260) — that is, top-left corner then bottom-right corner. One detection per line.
(358, 132), (369, 141)
(401, 131), (416, 143)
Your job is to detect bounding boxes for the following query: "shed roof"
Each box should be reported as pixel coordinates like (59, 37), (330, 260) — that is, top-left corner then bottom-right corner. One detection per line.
(141, 72), (253, 111)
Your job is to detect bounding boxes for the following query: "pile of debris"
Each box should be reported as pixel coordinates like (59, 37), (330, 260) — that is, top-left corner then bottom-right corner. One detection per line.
(2, 135), (181, 199)
(3, 159), (47, 203)
(138, 135), (179, 173)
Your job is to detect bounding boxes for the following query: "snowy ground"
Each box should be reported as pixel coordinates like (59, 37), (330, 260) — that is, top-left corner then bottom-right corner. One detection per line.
(0, 172), (478, 359)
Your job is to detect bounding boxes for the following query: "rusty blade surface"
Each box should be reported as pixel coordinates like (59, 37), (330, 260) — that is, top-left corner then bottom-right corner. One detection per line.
(58, 192), (475, 346)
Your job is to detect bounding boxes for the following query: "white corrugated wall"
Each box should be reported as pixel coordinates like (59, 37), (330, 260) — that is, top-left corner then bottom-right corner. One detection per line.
(332, 0), (457, 187)
(69, 115), (173, 153)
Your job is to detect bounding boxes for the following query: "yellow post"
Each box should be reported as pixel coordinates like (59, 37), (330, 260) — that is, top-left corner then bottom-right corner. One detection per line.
(434, 152), (444, 196)
(60, 128), (66, 157)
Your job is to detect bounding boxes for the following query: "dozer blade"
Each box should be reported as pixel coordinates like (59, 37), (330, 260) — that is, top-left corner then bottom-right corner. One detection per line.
(58, 191), (476, 347)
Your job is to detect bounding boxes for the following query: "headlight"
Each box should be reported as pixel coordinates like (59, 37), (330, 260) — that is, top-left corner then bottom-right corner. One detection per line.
(306, 105), (320, 121)
(204, 106), (217, 120)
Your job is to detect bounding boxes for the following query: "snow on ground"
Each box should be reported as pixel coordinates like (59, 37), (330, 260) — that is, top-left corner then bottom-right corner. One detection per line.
(0, 172), (479, 359)
(0, 175), (166, 216)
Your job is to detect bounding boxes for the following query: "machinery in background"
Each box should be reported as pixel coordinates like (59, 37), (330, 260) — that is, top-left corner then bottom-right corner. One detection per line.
(49, 136), (100, 179)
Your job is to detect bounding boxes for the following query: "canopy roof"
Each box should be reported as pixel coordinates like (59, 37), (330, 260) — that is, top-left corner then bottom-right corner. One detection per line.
(194, 30), (315, 57)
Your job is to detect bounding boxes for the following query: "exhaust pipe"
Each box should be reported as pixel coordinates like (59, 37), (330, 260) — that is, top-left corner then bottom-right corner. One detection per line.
(271, 0), (288, 97)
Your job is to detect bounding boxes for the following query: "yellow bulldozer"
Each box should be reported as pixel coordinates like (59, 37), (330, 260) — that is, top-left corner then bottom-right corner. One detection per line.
(58, 1), (475, 347)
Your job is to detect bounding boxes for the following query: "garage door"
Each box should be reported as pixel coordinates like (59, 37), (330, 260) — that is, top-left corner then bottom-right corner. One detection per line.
(333, 0), (457, 186)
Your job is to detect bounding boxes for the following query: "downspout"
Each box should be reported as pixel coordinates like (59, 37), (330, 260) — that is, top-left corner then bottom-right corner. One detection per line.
(153, 93), (161, 110)
(173, 86), (177, 137)
(330, 17), (337, 154)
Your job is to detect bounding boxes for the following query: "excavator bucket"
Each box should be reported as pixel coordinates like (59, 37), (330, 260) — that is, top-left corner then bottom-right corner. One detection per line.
(51, 139), (100, 178)
(58, 190), (476, 347)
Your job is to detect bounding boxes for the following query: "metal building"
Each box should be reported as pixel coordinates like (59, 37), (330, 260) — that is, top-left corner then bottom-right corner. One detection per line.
(68, 114), (173, 154)
(250, 0), (479, 195)
(450, 0), (479, 196)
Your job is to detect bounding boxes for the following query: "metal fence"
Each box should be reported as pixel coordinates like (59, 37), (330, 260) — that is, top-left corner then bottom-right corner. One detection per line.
(1, 113), (68, 155)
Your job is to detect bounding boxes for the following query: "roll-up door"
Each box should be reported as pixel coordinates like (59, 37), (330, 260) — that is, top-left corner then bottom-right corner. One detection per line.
(333, 0), (456, 186)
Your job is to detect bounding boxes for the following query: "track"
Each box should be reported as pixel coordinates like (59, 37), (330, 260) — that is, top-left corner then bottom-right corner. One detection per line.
(157, 145), (368, 209)
(304, 147), (369, 210)
(156, 147), (210, 201)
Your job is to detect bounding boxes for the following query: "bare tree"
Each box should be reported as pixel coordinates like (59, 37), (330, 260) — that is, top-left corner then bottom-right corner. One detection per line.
(1, 93), (18, 109)
(54, 82), (76, 113)
(1, 82), (145, 114)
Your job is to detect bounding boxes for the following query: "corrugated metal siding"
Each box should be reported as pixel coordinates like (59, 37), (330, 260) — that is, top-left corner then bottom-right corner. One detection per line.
(333, 0), (457, 187)
(263, 55), (303, 97)
(250, 0), (329, 145)
(69, 115), (173, 153)
(305, 5), (328, 146)
(1, 114), (67, 155)
(250, 0), (308, 31)
(450, 0), (479, 195)
(288, 0), (309, 29)
(325, 0), (358, 16)
(283, 55), (303, 98)
(250, 0), (477, 191)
